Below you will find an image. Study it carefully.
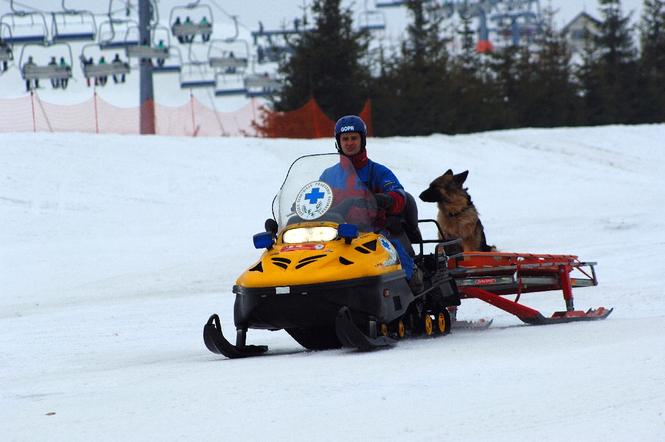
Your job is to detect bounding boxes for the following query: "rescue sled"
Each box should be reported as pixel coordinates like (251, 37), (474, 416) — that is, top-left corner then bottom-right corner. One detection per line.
(204, 154), (461, 358)
(447, 251), (612, 324)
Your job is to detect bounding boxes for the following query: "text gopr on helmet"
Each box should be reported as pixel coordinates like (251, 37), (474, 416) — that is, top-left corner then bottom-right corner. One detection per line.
(334, 115), (367, 152)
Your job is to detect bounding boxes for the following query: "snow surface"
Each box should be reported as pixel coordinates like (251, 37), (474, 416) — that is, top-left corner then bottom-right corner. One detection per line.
(2, 125), (665, 441)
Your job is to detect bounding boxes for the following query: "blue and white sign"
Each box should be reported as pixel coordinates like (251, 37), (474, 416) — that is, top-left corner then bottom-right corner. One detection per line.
(379, 236), (399, 266)
(295, 181), (334, 220)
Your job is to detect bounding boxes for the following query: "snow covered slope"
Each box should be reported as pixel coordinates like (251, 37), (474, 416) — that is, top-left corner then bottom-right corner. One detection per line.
(1, 125), (664, 441)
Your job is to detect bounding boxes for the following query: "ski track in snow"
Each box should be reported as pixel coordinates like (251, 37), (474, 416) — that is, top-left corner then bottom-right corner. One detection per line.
(1, 125), (665, 441)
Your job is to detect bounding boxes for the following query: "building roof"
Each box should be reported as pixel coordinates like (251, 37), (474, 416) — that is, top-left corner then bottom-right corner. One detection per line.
(562, 11), (601, 34)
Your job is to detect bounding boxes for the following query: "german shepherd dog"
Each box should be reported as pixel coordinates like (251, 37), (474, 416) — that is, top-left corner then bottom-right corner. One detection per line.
(419, 169), (495, 252)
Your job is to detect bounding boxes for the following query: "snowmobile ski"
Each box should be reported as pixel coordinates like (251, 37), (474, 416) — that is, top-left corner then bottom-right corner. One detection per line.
(452, 318), (494, 330)
(203, 314), (268, 359)
(334, 306), (396, 351)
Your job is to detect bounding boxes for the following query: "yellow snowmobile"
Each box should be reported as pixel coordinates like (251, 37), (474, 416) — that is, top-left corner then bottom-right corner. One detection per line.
(203, 153), (460, 358)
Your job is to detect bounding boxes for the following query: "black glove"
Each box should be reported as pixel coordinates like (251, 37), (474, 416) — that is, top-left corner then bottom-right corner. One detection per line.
(375, 193), (394, 210)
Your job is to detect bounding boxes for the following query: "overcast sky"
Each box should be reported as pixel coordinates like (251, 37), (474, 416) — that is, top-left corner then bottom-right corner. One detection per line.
(0, 1), (645, 28)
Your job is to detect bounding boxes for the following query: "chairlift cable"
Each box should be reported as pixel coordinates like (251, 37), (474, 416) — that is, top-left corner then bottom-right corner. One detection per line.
(204, 0), (233, 20)
(203, 83), (226, 135)
(2, 0), (47, 14)
(185, 44), (225, 134)
(206, 0), (252, 32)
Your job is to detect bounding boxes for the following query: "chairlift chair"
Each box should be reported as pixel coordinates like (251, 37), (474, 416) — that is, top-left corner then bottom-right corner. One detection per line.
(152, 46), (183, 73)
(489, 2), (543, 46)
(243, 73), (282, 98)
(375, 0), (407, 7)
(80, 42), (130, 80)
(126, 45), (169, 59)
(256, 43), (294, 64)
(209, 54), (248, 70)
(0, 8), (49, 44)
(179, 61), (216, 89)
(358, 10), (386, 32)
(0, 23), (14, 70)
(125, 22), (170, 60)
(146, 25), (181, 73)
(208, 38), (249, 71)
(0, 46), (13, 74)
(51, 3), (97, 42)
(169, 2), (214, 43)
(214, 71), (247, 96)
(251, 22), (301, 64)
(98, 18), (140, 49)
(82, 59), (130, 79)
(19, 42), (73, 82)
(0, 44), (12, 62)
(0, 44), (13, 60)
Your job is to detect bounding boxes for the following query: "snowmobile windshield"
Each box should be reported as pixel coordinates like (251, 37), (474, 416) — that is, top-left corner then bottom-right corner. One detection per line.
(273, 153), (379, 233)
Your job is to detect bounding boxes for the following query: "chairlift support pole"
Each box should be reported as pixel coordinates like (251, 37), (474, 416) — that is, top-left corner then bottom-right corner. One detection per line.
(139, 0), (155, 134)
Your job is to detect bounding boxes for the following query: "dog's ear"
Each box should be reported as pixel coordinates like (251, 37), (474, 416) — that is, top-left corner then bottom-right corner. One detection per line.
(444, 169), (453, 176)
(454, 170), (469, 185)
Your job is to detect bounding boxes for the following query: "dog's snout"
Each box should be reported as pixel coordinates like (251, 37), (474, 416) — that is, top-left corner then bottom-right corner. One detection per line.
(419, 187), (437, 202)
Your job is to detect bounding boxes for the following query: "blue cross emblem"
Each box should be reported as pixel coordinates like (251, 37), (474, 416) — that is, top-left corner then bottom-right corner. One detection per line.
(304, 187), (325, 204)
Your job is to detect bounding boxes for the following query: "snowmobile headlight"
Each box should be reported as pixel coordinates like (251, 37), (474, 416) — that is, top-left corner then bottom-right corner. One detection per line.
(283, 226), (337, 244)
(253, 231), (275, 249)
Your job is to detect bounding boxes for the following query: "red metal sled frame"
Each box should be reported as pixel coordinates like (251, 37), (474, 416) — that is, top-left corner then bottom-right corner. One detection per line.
(448, 252), (612, 325)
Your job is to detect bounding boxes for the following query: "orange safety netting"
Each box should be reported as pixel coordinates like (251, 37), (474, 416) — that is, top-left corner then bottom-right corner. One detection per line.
(0, 92), (261, 137)
(0, 93), (373, 139)
(255, 97), (374, 139)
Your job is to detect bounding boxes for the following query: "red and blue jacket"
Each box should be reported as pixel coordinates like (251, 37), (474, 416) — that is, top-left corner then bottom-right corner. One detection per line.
(320, 156), (406, 216)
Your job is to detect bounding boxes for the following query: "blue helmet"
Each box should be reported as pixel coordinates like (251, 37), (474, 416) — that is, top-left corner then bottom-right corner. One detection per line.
(334, 115), (367, 152)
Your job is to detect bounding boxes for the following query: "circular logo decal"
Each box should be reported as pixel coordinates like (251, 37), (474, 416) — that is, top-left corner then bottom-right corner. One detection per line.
(295, 181), (334, 220)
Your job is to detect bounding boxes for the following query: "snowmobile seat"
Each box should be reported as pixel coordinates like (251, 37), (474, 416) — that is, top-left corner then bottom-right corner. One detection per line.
(402, 192), (422, 244)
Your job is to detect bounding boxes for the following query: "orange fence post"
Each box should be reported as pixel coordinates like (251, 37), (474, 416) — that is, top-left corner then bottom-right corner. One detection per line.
(30, 91), (36, 133)
(190, 93), (196, 137)
(93, 91), (99, 134)
(140, 99), (156, 135)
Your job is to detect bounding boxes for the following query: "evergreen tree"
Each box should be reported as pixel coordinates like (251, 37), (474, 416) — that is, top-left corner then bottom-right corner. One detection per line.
(523, 7), (580, 127)
(273, 0), (370, 119)
(445, 9), (493, 134)
(576, 27), (604, 125)
(458, 4), (478, 73)
(483, 45), (522, 129)
(591, 0), (639, 124)
(372, 0), (452, 135)
(638, 0), (665, 121)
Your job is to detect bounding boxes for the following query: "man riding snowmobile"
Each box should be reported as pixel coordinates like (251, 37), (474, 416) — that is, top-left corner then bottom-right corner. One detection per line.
(323, 115), (423, 292)
(202, 121), (462, 357)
